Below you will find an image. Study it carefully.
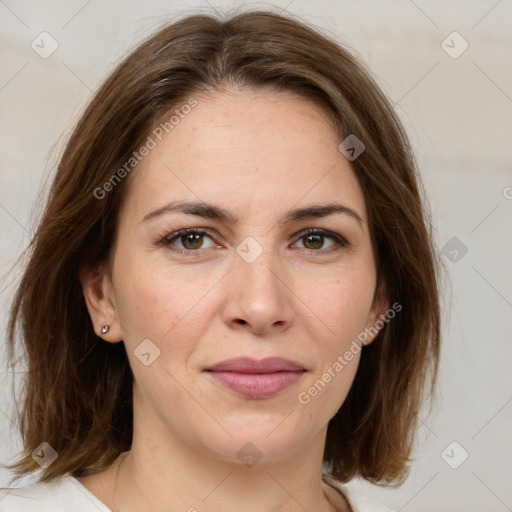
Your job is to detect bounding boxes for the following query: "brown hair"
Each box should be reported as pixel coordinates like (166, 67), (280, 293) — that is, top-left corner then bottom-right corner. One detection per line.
(4, 7), (442, 486)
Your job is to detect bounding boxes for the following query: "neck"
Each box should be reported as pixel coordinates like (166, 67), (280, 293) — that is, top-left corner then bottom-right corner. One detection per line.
(110, 430), (342, 512)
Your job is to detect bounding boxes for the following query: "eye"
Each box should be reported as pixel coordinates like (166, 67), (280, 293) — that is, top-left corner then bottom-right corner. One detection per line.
(160, 227), (348, 256)
(162, 228), (218, 255)
(292, 228), (347, 252)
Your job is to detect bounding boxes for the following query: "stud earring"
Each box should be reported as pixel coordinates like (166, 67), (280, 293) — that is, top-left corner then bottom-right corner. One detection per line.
(101, 325), (110, 334)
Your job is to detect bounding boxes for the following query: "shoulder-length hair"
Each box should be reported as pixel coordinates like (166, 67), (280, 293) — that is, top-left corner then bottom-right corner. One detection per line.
(4, 7), (442, 485)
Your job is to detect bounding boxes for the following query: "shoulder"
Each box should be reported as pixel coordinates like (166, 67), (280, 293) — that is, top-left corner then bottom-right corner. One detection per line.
(323, 476), (396, 512)
(0, 476), (111, 512)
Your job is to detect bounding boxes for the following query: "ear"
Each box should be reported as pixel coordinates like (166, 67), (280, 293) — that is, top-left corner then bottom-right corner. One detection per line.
(362, 278), (390, 346)
(78, 262), (123, 343)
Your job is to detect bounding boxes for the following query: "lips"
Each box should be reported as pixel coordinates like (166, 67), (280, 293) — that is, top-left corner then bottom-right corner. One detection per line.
(204, 357), (306, 399)
(204, 357), (305, 373)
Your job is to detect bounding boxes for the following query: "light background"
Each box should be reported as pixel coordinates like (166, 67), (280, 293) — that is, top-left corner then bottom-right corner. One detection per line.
(0, 1), (511, 511)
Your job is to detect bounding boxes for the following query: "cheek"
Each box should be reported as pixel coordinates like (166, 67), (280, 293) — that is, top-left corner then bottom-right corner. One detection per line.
(111, 251), (220, 352)
(297, 342), (361, 424)
(309, 270), (376, 344)
(298, 268), (375, 408)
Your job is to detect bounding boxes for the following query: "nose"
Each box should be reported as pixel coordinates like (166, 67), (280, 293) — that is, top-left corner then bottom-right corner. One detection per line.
(222, 247), (294, 336)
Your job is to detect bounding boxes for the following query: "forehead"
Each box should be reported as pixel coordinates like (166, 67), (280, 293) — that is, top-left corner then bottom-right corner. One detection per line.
(123, 89), (367, 226)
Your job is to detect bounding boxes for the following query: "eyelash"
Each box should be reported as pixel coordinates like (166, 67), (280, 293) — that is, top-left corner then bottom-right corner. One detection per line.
(160, 228), (348, 256)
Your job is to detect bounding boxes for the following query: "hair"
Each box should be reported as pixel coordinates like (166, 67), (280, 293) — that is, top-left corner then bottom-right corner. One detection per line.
(3, 6), (442, 486)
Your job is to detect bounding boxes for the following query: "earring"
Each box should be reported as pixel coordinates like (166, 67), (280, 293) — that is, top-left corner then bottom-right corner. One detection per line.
(101, 325), (110, 334)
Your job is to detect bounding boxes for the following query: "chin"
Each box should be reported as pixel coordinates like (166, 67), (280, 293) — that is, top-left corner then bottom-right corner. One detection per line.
(193, 421), (317, 467)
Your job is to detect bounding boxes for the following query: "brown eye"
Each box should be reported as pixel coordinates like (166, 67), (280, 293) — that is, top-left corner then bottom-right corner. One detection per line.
(302, 234), (324, 250)
(162, 229), (217, 254)
(180, 233), (204, 250)
(293, 229), (347, 252)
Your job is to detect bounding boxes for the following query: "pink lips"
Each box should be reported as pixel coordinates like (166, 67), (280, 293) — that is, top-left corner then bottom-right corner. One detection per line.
(204, 357), (306, 399)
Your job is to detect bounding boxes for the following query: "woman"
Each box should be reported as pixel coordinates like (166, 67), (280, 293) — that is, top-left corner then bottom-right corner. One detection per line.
(1, 8), (441, 512)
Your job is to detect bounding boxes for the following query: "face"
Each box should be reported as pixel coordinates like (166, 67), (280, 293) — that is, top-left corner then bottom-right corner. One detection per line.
(83, 88), (388, 466)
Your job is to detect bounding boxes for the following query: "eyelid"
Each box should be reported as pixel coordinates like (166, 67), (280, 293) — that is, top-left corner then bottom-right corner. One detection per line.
(161, 227), (219, 252)
(162, 227), (216, 244)
(293, 227), (348, 247)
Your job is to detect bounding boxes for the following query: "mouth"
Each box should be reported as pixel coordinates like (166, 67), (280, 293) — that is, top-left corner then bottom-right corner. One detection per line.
(203, 357), (306, 399)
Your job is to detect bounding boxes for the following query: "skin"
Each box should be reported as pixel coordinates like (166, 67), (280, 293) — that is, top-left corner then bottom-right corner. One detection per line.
(79, 87), (388, 512)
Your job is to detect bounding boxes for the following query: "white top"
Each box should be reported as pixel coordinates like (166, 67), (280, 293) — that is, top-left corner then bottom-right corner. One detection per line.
(0, 475), (395, 512)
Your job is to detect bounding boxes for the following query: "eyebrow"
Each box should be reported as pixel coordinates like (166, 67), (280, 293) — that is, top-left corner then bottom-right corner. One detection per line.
(141, 200), (364, 228)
